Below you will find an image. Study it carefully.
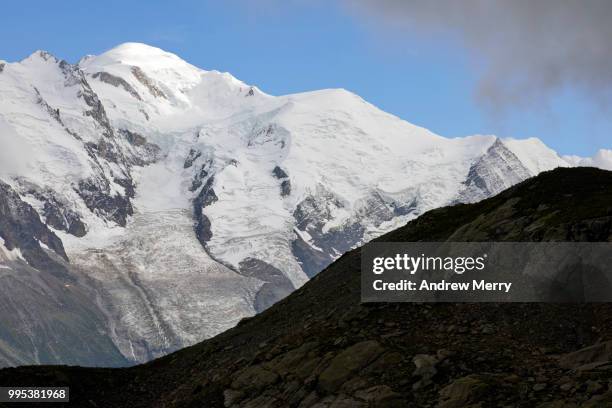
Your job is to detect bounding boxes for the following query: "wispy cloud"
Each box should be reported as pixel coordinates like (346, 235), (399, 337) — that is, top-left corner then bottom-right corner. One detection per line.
(344, 0), (612, 112)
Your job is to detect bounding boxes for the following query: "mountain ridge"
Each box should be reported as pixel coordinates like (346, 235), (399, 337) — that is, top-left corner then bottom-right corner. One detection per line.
(0, 43), (611, 367)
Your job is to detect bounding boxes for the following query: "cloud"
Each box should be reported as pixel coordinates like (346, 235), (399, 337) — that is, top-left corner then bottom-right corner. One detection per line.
(345, 0), (612, 111)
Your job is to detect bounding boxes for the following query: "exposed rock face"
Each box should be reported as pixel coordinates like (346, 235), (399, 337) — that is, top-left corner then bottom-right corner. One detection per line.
(0, 181), (127, 367)
(291, 187), (414, 277)
(131, 66), (166, 98)
(194, 177), (218, 246)
(0, 258), (128, 368)
(458, 138), (532, 203)
(60, 60), (116, 139)
(92, 71), (142, 100)
(183, 148), (202, 169)
(292, 187), (363, 277)
(117, 129), (161, 166)
(272, 166), (291, 197)
(238, 258), (295, 312)
(36, 191), (87, 237)
(76, 178), (134, 228)
(0, 181), (68, 272)
(34, 87), (63, 125)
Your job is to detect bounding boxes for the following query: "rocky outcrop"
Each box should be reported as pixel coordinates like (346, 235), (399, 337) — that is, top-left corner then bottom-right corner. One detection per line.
(131, 66), (167, 99)
(58, 60), (116, 139)
(183, 148), (202, 169)
(458, 138), (532, 203)
(0, 181), (68, 273)
(437, 375), (494, 408)
(117, 129), (161, 166)
(194, 177), (218, 245)
(318, 341), (384, 393)
(291, 187), (361, 277)
(558, 340), (612, 371)
(0, 181), (131, 368)
(238, 258), (295, 312)
(92, 71), (142, 100)
(34, 87), (63, 125)
(76, 178), (133, 227)
(291, 187), (414, 277)
(272, 165), (291, 197)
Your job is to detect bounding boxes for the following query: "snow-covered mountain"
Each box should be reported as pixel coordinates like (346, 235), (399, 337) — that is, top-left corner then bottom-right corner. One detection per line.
(0, 43), (609, 366)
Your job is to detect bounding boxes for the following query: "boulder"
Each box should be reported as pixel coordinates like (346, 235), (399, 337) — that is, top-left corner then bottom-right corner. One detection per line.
(437, 375), (491, 408)
(412, 354), (438, 390)
(582, 391), (612, 408)
(318, 341), (384, 392)
(354, 385), (404, 407)
(231, 365), (279, 393)
(559, 340), (612, 370)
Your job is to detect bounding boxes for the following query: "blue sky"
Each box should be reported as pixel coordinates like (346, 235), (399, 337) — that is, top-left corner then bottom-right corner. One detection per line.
(1, 1), (609, 156)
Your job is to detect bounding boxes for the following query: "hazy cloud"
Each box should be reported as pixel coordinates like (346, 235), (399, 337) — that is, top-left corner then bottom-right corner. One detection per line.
(346, 0), (612, 111)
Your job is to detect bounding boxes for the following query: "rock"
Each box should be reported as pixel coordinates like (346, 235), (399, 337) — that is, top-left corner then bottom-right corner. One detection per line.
(242, 395), (281, 408)
(437, 375), (491, 408)
(368, 352), (403, 373)
(267, 342), (318, 377)
(287, 385), (310, 407)
(412, 354), (438, 390)
(537, 402), (578, 408)
(481, 325), (495, 335)
(582, 390), (612, 408)
(354, 385), (404, 407)
(585, 380), (603, 394)
(310, 396), (336, 408)
(533, 383), (547, 392)
(223, 389), (244, 407)
(575, 361), (612, 372)
(341, 377), (369, 394)
(298, 391), (320, 408)
(329, 396), (366, 408)
(558, 340), (612, 370)
(437, 349), (455, 361)
(503, 374), (520, 384)
(295, 356), (323, 381)
(318, 341), (384, 392)
(231, 365), (279, 393)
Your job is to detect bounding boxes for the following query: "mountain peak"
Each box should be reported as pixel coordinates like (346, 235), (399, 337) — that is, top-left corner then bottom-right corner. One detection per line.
(105, 42), (173, 58)
(81, 42), (199, 74)
(21, 50), (59, 65)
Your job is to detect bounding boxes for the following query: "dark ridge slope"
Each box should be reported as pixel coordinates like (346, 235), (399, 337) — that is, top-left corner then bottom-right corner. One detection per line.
(2, 167), (612, 408)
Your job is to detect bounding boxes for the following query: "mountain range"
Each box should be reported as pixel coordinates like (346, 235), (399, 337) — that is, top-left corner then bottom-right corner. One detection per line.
(0, 43), (610, 367)
(1, 167), (611, 407)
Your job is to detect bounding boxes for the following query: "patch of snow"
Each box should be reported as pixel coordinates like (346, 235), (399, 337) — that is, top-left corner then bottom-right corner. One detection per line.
(0, 237), (24, 263)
